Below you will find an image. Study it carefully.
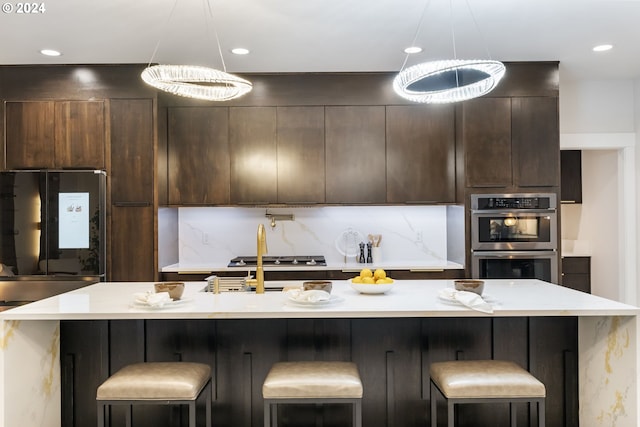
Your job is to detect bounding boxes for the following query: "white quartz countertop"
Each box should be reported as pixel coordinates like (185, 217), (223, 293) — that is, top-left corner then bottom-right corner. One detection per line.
(161, 261), (463, 273)
(1, 279), (637, 320)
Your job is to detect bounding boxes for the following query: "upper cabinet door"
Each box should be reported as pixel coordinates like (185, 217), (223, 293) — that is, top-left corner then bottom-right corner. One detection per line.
(5, 100), (105, 169)
(512, 97), (559, 187)
(229, 107), (277, 204)
(168, 107), (230, 205)
(276, 106), (325, 204)
(54, 101), (105, 169)
(325, 106), (386, 204)
(462, 98), (513, 188)
(386, 105), (456, 203)
(110, 99), (154, 204)
(5, 101), (55, 169)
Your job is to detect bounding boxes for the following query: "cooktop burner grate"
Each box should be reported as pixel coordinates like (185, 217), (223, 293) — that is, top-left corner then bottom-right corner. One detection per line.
(228, 255), (326, 267)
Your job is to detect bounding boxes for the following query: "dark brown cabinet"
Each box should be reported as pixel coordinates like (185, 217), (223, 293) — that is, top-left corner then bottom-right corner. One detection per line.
(109, 99), (156, 281)
(462, 97), (512, 188)
(463, 97), (559, 190)
(168, 107), (230, 205)
(229, 107), (278, 204)
(512, 97), (559, 187)
(110, 205), (155, 281)
(561, 150), (582, 203)
(110, 99), (154, 203)
(386, 105), (456, 203)
(5, 100), (105, 169)
(325, 106), (386, 204)
(276, 106), (325, 204)
(562, 256), (591, 293)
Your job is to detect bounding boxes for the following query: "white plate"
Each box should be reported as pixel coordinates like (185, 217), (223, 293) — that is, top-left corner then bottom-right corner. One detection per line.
(131, 298), (192, 310)
(285, 295), (344, 308)
(350, 282), (394, 294)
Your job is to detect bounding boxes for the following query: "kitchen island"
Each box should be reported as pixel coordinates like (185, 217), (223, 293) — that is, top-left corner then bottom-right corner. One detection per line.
(1, 279), (638, 427)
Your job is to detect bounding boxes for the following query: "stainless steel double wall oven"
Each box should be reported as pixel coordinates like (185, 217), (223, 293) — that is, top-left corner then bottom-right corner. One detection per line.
(471, 193), (559, 283)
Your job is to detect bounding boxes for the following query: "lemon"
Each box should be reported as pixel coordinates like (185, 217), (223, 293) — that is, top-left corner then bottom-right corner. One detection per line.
(352, 276), (362, 283)
(362, 276), (375, 284)
(375, 279), (387, 284)
(360, 268), (373, 278)
(373, 269), (386, 280)
(383, 278), (394, 284)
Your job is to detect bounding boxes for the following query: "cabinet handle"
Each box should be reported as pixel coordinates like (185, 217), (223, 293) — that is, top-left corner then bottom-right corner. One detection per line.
(283, 201), (318, 205)
(410, 269), (444, 273)
(561, 200), (577, 204)
(113, 202), (152, 207)
(404, 201), (439, 205)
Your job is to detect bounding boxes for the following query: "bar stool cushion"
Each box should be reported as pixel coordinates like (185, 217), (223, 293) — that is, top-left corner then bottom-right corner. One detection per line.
(96, 362), (211, 401)
(263, 361), (363, 399)
(430, 360), (546, 399)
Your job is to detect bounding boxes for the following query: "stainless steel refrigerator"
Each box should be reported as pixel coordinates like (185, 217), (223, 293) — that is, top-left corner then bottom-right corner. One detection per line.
(0, 170), (106, 308)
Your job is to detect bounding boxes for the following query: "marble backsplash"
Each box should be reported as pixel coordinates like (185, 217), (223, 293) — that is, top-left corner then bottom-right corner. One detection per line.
(160, 205), (464, 268)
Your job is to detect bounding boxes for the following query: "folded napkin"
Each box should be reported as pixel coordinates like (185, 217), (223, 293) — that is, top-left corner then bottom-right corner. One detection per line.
(134, 291), (172, 308)
(438, 288), (494, 314)
(286, 289), (331, 303)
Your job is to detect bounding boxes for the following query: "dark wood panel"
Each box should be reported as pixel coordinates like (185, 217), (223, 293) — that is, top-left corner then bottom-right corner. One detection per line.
(157, 63), (558, 107)
(512, 97), (559, 187)
(529, 317), (579, 427)
(462, 98), (512, 188)
(5, 101), (55, 169)
(0, 64), (156, 99)
(109, 205), (155, 281)
(325, 106), (386, 203)
(561, 150), (582, 203)
(61, 316), (578, 427)
(168, 107), (230, 205)
(386, 105), (455, 203)
(276, 106), (325, 204)
(60, 320), (109, 427)
(110, 99), (154, 203)
(561, 256), (590, 274)
(54, 101), (105, 168)
(229, 107), (277, 204)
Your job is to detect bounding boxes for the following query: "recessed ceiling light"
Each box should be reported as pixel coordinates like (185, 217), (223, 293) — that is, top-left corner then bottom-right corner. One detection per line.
(592, 44), (613, 52)
(231, 48), (250, 55)
(404, 46), (423, 54)
(40, 49), (61, 57)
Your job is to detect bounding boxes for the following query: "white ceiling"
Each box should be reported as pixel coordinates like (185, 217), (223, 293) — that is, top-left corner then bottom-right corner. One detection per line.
(2, 0), (640, 83)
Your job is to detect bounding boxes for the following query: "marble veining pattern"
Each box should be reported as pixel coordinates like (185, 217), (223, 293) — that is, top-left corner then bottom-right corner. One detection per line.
(579, 316), (637, 426)
(176, 206), (455, 267)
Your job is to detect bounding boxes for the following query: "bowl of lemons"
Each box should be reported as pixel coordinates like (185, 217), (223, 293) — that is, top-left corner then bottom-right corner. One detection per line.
(350, 268), (394, 294)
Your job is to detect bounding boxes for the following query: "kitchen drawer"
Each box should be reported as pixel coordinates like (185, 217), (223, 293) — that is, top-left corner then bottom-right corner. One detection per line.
(562, 256), (590, 274)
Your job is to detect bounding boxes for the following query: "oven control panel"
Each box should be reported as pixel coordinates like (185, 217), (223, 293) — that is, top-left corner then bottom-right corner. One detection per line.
(471, 193), (556, 210)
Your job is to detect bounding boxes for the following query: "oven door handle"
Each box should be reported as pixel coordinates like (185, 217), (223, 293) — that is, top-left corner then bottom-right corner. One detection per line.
(472, 250), (558, 258)
(471, 209), (556, 215)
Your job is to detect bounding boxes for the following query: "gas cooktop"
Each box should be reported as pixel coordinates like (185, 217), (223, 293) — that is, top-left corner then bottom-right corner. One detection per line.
(228, 255), (326, 268)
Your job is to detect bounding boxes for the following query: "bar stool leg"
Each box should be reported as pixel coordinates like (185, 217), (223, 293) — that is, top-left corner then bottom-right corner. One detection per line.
(538, 400), (545, 427)
(430, 381), (437, 427)
(447, 401), (454, 427)
(97, 403), (104, 427)
(206, 380), (212, 427)
(510, 402), (517, 427)
(354, 400), (362, 427)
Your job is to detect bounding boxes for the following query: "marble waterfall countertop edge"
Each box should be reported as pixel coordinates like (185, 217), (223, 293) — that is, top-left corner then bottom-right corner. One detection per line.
(161, 261), (464, 273)
(1, 279), (637, 321)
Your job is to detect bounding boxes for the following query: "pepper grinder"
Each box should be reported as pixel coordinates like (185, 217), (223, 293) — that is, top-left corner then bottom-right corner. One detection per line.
(358, 242), (366, 263)
(366, 242), (373, 263)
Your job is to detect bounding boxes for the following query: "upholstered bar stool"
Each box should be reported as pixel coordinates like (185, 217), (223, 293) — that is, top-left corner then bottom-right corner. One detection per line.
(262, 361), (363, 427)
(430, 360), (545, 427)
(96, 362), (212, 427)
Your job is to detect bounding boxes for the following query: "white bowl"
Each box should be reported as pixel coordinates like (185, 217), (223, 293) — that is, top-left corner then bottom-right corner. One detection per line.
(350, 281), (394, 294)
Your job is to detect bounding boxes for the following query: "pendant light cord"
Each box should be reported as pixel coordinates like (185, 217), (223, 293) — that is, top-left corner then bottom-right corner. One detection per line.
(399, 0), (432, 71)
(464, 0), (493, 59)
(204, 0), (228, 73)
(147, 0), (180, 67)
